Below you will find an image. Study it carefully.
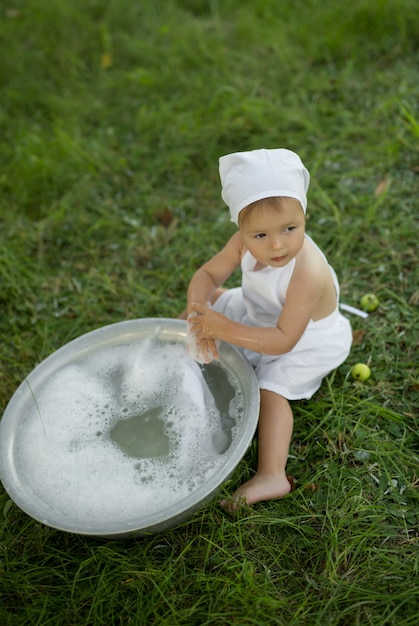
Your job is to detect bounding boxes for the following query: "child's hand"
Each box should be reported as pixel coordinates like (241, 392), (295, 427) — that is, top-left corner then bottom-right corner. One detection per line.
(189, 302), (230, 340)
(186, 310), (219, 364)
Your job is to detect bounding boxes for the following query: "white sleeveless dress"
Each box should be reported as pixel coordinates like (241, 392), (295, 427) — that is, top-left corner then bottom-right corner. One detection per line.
(212, 235), (352, 400)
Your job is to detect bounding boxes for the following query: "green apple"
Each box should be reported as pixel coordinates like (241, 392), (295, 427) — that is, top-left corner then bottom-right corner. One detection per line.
(351, 363), (371, 381)
(360, 293), (379, 312)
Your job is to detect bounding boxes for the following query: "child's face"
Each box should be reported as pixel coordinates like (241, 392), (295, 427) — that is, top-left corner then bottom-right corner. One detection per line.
(239, 198), (306, 268)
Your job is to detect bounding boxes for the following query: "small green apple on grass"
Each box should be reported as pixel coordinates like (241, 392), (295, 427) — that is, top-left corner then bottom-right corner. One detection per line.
(351, 363), (371, 381)
(360, 293), (379, 312)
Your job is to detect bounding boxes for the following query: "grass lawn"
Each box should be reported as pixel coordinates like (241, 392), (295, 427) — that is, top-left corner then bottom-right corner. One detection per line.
(0, 0), (418, 624)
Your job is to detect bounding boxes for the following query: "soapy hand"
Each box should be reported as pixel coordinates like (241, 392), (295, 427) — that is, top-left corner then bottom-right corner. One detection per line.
(189, 302), (231, 341)
(186, 309), (219, 364)
(191, 302), (269, 355)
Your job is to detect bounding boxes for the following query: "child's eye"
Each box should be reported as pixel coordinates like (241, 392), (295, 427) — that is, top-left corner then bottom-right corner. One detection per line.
(255, 233), (266, 239)
(284, 226), (296, 233)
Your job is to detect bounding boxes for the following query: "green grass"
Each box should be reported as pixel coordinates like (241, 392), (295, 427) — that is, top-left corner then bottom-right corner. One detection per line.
(0, 0), (418, 624)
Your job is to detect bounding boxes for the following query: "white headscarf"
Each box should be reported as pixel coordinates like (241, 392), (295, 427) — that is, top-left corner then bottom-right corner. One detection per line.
(219, 148), (310, 224)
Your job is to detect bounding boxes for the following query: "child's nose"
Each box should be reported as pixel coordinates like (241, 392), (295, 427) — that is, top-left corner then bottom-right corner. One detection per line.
(271, 235), (282, 249)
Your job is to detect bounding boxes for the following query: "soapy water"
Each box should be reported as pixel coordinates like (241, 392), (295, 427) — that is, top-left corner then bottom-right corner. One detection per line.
(16, 337), (243, 525)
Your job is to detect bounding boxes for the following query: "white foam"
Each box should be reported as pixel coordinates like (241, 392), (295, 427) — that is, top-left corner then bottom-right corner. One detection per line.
(16, 340), (242, 527)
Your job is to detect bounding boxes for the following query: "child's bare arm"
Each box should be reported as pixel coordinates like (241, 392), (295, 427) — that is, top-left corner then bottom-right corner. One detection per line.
(185, 232), (243, 363)
(186, 232), (243, 314)
(190, 263), (326, 355)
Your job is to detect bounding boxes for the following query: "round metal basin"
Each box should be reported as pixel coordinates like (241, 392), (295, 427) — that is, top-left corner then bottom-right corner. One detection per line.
(0, 319), (259, 538)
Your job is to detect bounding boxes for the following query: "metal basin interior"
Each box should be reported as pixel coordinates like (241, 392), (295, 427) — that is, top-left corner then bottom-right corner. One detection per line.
(0, 319), (259, 538)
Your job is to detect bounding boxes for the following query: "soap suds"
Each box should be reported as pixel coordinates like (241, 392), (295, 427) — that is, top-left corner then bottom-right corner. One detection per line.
(16, 339), (242, 527)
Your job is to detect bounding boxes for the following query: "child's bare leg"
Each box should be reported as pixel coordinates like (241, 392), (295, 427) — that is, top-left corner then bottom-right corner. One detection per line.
(222, 389), (293, 508)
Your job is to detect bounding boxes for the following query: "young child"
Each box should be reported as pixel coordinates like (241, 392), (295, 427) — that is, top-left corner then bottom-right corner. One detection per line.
(183, 148), (352, 508)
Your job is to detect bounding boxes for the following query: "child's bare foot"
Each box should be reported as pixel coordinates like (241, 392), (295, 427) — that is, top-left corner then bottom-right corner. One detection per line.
(220, 473), (292, 512)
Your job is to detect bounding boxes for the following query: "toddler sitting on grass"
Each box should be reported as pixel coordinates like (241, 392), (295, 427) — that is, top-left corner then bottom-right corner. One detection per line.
(182, 148), (352, 508)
